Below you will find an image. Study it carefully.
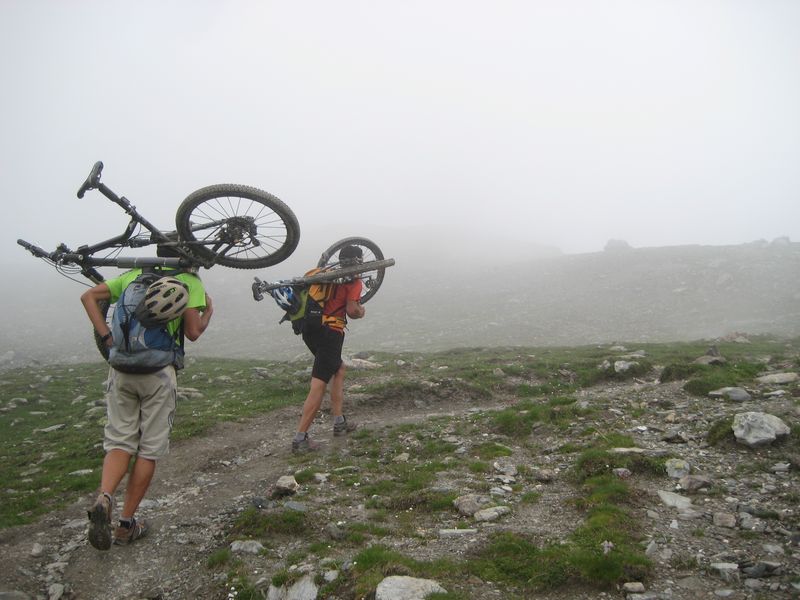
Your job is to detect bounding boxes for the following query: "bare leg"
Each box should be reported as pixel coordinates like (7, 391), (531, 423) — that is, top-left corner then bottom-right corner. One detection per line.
(100, 449), (133, 497)
(120, 457), (156, 519)
(329, 364), (346, 417)
(297, 377), (328, 433)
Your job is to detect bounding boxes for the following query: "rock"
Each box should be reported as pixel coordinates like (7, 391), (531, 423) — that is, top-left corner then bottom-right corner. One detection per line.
(439, 528), (478, 537)
(695, 355), (726, 365)
(453, 494), (491, 516)
(657, 490), (692, 510)
(474, 505), (511, 522)
(230, 540), (264, 554)
(267, 573), (317, 600)
(710, 563), (739, 582)
(272, 475), (299, 497)
(713, 512), (736, 528)
(375, 575), (447, 600)
(678, 474), (712, 492)
(708, 387), (751, 401)
(755, 372), (798, 385)
(665, 458), (691, 478)
(732, 412), (790, 447)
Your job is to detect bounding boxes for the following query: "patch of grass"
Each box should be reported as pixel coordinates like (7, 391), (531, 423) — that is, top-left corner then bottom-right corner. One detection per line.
(206, 548), (232, 568)
(596, 432), (636, 449)
(706, 418), (735, 446)
(230, 507), (308, 539)
(466, 500), (649, 591)
(471, 441), (513, 460)
(487, 396), (588, 437)
(681, 361), (763, 397)
(520, 491), (542, 504)
(573, 448), (665, 483)
(468, 460), (491, 474)
(659, 362), (705, 382)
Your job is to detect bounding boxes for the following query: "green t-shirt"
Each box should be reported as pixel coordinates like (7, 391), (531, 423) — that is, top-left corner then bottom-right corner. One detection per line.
(105, 269), (207, 336)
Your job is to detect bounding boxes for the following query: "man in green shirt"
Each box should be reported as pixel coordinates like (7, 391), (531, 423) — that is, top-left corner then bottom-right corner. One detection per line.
(80, 268), (213, 549)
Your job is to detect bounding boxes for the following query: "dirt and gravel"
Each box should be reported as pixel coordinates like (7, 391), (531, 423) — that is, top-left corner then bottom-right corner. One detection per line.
(0, 364), (799, 600)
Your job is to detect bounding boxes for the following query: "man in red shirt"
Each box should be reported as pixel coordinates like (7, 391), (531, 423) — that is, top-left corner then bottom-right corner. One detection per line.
(292, 245), (366, 452)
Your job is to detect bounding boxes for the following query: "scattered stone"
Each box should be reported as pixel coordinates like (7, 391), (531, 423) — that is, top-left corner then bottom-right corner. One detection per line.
(710, 563), (739, 582)
(678, 474), (712, 492)
(439, 528), (478, 537)
(267, 573), (317, 600)
(375, 575), (446, 600)
(713, 512), (736, 528)
(732, 412), (790, 447)
(36, 424), (66, 433)
(271, 476), (299, 498)
(230, 540), (263, 555)
(453, 494), (491, 517)
(662, 429), (688, 444)
(665, 458), (691, 478)
(755, 372), (798, 385)
(473, 505), (510, 522)
(657, 490), (692, 510)
(708, 387), (751, 401)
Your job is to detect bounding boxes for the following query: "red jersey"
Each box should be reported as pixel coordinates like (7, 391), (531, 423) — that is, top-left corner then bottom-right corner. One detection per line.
(321, 279), (363, 332)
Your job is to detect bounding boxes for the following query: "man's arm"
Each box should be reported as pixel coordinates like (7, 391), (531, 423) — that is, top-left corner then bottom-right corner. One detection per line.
(183, 293), (214, 341)
(346, 299), (365, 319)
(80, 284), (113, 346)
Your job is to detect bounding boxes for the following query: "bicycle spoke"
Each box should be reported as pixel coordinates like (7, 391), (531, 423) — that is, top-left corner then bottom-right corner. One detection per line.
(176, 184), (299, 269)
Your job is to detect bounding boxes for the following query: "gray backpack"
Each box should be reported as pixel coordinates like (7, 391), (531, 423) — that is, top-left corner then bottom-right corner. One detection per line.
(107, 272), (185, 374)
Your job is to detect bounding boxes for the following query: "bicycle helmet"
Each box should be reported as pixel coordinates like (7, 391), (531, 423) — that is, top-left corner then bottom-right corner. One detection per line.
(339, 245), (363, 266)
(134, 277), (190, 327)
(271, 285), (301, 313)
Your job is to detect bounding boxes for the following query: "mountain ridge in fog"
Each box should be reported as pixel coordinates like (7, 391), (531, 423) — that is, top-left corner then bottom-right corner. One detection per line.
(3, 239), (799, 369)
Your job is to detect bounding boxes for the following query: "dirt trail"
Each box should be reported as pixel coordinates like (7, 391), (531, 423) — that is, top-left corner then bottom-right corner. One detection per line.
(0, 392), (512, 599)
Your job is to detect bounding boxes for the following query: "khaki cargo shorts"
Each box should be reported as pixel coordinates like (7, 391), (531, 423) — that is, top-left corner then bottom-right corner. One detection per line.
(104, 365), (177, 460)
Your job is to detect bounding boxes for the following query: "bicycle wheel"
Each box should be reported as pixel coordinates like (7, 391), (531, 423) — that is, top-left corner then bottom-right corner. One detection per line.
(175, 184), (300, 269)
(317, 237), (386, 303)
(92, 300), (111, 361)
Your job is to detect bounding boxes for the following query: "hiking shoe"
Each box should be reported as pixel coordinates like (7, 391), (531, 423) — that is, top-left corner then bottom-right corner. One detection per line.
(113, 517), (149, 545)
(333, 417), (357, 436)
(87, 492), (113, 551)
(291, 435), (321, 453)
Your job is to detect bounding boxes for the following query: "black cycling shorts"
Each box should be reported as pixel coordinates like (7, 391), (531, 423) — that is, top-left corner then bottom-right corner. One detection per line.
(302, 325), (345, 383)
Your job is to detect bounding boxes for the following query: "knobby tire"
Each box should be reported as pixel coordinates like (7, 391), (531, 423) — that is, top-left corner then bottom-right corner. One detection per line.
(175, 184), (300, 269)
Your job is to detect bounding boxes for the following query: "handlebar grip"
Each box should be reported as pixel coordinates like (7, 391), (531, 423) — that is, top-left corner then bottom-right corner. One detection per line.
(252, 278), (264, 302)
(17, 239), (50, 259)
(77, 161), (104, 199)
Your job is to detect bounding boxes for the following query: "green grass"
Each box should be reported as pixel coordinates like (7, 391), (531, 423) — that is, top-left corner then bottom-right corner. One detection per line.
(230, 507), (308, 539)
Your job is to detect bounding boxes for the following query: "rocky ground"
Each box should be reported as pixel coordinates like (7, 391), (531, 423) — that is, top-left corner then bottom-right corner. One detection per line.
(0, 351), (799, 600)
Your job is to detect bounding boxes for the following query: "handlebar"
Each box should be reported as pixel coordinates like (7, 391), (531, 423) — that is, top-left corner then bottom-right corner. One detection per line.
(17, 238), (51, 259)
(77, 161), (104, 199)
(17, 239), (186, 269)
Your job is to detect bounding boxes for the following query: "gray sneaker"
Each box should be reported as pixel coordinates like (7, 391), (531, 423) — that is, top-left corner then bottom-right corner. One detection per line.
(113, 517), (149, 545)
(87, 492), (113, 551)
(333, 417), (357, 437)
(291, 435), (321, 453)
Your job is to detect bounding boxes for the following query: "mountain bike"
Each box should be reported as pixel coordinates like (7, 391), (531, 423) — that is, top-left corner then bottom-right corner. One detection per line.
(252, 236), (395, 306)
(18, 161), (301, 356)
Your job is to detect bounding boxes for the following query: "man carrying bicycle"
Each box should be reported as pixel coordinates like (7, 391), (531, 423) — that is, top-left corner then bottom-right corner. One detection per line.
(80, 255), (213, 550)
(292, 245), (365, 452)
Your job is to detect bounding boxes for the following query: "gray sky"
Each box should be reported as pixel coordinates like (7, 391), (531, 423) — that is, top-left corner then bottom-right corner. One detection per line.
(2, 0), (799, 264)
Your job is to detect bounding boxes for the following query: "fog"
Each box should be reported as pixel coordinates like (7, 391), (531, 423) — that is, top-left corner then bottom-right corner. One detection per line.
(2, 1), (800, 364)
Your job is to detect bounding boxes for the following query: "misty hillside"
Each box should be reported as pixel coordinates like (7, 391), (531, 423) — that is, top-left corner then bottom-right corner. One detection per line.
(4, 241), (799, 368)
